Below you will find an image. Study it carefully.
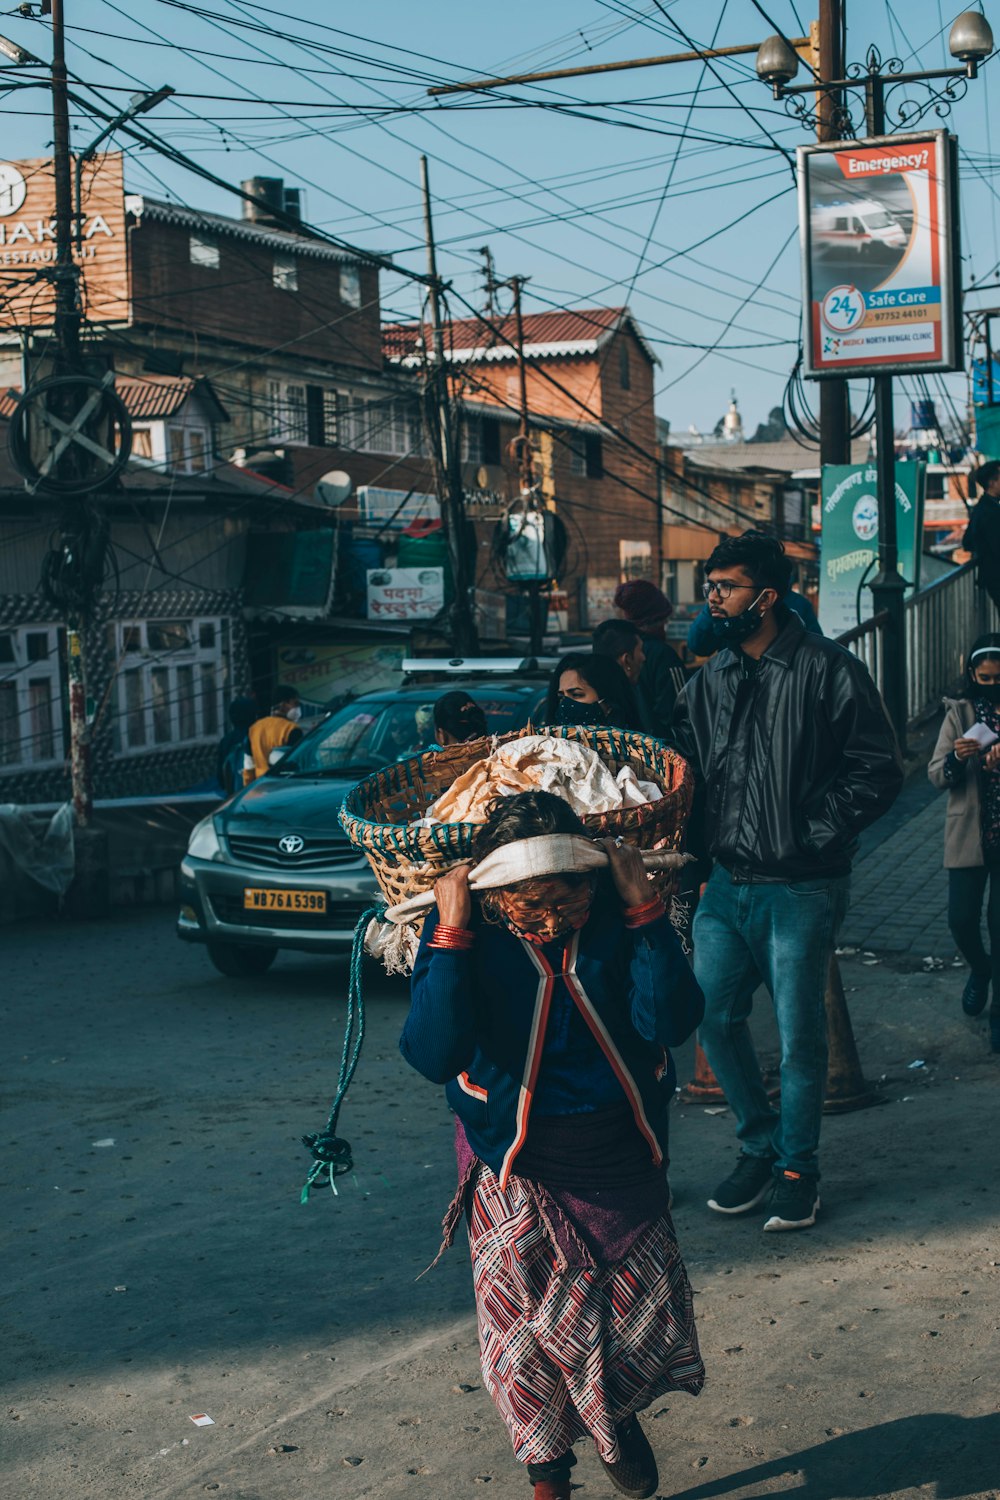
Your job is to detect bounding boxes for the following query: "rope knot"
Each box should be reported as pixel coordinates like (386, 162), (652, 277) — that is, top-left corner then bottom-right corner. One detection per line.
(299, 905), (380, 1204)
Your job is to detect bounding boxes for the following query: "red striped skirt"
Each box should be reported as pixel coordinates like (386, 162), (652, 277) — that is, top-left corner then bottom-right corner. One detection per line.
(468, 1163), (704, 1466)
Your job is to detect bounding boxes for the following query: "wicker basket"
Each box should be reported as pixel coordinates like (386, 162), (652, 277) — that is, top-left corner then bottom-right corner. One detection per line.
(339, 725), (693, 911)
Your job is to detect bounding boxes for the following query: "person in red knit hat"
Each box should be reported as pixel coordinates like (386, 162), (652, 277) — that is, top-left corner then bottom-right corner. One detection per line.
(613, 580), (687, 739)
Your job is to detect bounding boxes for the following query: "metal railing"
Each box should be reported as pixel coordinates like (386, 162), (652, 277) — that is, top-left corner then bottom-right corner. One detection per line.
(835, 562), (1000, 726)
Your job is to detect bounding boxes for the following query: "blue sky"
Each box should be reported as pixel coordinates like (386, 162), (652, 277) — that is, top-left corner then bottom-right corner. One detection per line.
(3, 0), (997, 437)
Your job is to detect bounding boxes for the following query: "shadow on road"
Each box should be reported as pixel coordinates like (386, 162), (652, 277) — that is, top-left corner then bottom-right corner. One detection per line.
(668, 1412), (1000, 1500)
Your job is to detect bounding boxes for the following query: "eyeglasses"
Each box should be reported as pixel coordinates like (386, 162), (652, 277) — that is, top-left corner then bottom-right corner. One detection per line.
(701, 580), (757, 600)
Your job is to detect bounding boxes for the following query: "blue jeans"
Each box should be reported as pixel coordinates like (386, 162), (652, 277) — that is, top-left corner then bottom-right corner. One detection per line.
(692, 866), (850, 1180)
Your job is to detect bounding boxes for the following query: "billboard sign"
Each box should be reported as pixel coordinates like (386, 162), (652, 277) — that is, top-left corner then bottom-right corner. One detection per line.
(366, 567), (444, 621)
(799, 131), (959, 378)
(356, 485), (440, 529)
(0, 153), (129, 327)
(818, 462), (926, 636)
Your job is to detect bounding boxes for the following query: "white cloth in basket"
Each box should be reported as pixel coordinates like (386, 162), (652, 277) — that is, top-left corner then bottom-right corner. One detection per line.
(419, 735), (661, 826)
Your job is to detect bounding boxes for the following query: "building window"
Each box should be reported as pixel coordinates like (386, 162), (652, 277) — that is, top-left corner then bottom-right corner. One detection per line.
(0, 625), (64, 771)
(113, 616), (229, 754)
(460, 416), (482, 465)
(619, 340), (631, 390)
(189, 234), (220, 269)
(284, 384), (307, 443)
(585, 434), (604, 479)
(273, 253), (298, 291)
(340, 264), (361, 307)
(481, 417), (501, 466)
(168, 426), (186, 472)
(620, 539), (653, 582)
(131, 428), (154, 460)
(566, 432), (603, 479)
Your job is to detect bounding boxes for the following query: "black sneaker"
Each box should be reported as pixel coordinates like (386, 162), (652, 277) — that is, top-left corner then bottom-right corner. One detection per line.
(763, 1170), (820, 1232)
(597, 1416), (658, 1499)
(707, 1152), (775, 1214)
(962, 972), (990, 1016)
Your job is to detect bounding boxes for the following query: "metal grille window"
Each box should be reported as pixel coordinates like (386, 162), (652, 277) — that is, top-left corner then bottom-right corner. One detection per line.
(284, 384), (307, 443)
(113, 616), (230, 754)
(0, 625), (63, 771)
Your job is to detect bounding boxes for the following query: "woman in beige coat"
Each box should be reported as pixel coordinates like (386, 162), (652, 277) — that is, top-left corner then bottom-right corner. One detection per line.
(928, 632), (1000, 1050)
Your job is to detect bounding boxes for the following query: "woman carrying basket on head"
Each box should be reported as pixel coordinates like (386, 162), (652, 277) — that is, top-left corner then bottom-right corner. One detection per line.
(400, 789), (705, 1500)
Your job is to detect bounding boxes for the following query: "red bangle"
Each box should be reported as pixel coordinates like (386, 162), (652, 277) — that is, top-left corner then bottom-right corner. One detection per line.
(429, 923), (475, 951)
(623, 897), (666, 929)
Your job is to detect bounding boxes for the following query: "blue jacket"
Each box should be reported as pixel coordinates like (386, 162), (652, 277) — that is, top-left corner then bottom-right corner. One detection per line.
(400, 893), (704, 1187)
(687, 590), (822, 656)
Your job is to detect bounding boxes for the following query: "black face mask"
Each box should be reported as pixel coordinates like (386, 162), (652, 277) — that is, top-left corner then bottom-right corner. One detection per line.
(558, 696), (606, 727)
(711, 591), (767, 647)
(974, 682), (1000, 705)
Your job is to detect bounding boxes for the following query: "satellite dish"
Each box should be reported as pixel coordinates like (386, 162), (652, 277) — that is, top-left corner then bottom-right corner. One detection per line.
(315, 469), (352, 506)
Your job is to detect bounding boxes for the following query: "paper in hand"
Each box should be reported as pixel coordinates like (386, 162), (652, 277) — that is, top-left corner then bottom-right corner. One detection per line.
(966, 721), (999, 749)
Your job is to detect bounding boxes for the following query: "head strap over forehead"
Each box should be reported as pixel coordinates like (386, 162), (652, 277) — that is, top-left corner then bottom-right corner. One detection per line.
(383, 834), (689, 924)
(971, 647), (1000, 662)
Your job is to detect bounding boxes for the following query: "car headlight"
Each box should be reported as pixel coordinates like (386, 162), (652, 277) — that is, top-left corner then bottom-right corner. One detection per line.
(187, 815), (222, 861)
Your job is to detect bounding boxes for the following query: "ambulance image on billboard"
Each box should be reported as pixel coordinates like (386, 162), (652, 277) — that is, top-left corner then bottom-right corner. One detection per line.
(799, 130), (960, 378)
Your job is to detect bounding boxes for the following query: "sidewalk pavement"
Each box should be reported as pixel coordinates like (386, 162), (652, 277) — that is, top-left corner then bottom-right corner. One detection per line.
(840, 770), (955, 961)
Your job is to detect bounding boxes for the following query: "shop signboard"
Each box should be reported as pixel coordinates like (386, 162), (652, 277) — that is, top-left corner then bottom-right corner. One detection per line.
(356, 486), (440, 529)
(819, 462), (926, 636)
(273, 642), (405, 710)
(0, 153), (129, 325)
(799, 131), (960, 378)
(366, 567), (444, 621)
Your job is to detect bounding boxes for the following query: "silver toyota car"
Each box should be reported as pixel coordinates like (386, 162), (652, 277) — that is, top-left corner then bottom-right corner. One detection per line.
(177, 665), (548, 976)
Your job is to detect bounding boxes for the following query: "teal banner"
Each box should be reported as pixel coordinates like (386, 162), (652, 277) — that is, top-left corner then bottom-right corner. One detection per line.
(819, 462), (926, 637)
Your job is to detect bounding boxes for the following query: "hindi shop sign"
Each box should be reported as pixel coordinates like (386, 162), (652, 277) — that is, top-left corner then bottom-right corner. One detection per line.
(819, 463), (925, 636)
(799, 131), (960, 378)
(366, 567), (444, 621)
(0, 153), (129, 327)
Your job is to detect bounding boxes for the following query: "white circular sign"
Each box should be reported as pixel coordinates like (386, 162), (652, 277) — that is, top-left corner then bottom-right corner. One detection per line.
(821, 284), (866, 333)
(852, 494), (879, 543)
(0, 162), (27, 216)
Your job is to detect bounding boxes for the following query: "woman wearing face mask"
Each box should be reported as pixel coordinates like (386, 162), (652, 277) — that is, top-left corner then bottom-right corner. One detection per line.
(929, 633), (1000, 1050)
(545, 652), (640, 731)
(401, 790), (705, 1500)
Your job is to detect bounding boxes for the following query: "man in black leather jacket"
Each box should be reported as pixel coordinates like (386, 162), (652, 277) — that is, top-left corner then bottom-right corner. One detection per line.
(671, 531), (902, 1232)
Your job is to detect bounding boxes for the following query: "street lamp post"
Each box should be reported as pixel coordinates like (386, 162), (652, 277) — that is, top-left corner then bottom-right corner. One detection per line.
(756, 11), (994, 752)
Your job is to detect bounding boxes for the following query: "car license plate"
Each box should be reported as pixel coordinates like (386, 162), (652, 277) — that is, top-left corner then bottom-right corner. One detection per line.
(243, 888), (327, 913)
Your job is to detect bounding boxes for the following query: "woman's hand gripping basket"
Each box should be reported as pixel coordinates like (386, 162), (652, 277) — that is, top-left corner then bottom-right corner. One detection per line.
(338, 724), (694, 969)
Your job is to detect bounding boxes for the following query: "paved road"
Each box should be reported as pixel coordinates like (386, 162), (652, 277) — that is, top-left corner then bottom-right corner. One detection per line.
(4, 899), (998, 1500)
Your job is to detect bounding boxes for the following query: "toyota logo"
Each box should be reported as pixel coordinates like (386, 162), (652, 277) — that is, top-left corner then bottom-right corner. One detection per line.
(278, 834), (305, 855)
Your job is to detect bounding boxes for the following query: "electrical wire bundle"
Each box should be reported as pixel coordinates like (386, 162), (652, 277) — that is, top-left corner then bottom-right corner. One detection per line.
(40, 503), (119, 620)
(783, 350), (875, 450)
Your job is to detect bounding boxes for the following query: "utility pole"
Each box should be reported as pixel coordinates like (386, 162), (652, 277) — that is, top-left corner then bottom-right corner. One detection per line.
(861, 72), (908, 754)
(50, 0), (80, 375)
(419, 155), (478, 656)
(50, 0), (93, 824)
(509, 275), (545, 656)
(817, 0), (850, 469)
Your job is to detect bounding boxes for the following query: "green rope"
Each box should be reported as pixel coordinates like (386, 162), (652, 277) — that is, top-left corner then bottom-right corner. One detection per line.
(300, 904), (383, 1203)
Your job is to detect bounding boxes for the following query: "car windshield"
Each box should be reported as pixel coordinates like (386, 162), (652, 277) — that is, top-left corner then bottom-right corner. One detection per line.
(861, 210), (895, 229)
(274, 689), (538, 777)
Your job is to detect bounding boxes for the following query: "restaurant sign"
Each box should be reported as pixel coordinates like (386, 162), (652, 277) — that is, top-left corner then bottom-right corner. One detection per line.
(0, 152), (129, 326)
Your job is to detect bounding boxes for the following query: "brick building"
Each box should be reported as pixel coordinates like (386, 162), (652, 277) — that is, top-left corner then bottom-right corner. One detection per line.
(384, 306), (662, 630)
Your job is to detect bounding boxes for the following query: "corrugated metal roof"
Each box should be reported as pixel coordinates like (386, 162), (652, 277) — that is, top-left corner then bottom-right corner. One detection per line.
(0, 376), (228, 424)
(384, 305), (658, 368)
(125, 195), (379, 266)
